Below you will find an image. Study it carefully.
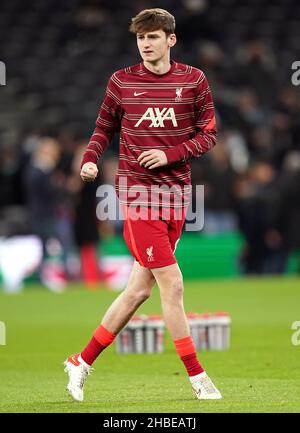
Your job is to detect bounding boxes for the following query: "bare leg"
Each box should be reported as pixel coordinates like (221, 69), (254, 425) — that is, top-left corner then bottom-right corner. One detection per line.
(150, 263), (189, 340)
(102, 260), (156, 334)
(147, 266), (223, 399)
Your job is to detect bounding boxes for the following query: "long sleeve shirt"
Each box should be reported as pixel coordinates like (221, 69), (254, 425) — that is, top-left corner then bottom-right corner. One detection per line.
(81, 60), (217, 207)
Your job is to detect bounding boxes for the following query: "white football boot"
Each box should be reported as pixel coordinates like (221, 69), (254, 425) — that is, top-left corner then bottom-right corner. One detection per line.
(64, 353), (93, 401)
(190, 371), (222, 400)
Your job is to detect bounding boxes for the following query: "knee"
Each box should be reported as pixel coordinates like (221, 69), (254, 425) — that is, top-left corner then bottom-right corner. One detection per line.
(161, 277), (184, 303)
(127, 280), (153, 305)
(135, 287), (151, 304)
(170, 278), (184, 298)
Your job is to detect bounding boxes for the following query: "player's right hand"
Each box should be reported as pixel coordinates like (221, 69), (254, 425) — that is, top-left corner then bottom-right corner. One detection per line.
(80, 162), (98, 182)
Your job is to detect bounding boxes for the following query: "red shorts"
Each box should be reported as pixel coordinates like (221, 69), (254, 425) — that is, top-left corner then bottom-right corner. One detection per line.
(122, 206), (187, 268)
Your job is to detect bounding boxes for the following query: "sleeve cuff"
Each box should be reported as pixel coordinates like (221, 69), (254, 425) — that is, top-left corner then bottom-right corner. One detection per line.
(80, 152), (98, 168)
(164, 147), (185, 165)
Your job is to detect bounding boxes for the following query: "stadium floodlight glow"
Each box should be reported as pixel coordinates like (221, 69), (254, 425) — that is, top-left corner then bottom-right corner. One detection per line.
(0, 61), (6, 85)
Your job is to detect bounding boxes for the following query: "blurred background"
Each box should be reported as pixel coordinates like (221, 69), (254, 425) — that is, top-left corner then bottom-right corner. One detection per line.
(1, 0), (300, 293)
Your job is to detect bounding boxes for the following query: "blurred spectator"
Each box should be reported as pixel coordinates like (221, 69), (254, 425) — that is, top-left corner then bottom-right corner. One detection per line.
(234, 89), (268, 138)
(276, 87), (300, 148)
(270, 112), (294, 167)
(192, 140), (238, 234)
(70, 143), (101, 288)
(277, 151), (300, 271)
(194, 41), (232, 94)
(0, 144), (23, 208)
(234, 162), (286, 274)
(23, 137), (67, 291)
(177, 0), (216, 44)
(234, 40), (277, 107)
(98, 154), (124, 237)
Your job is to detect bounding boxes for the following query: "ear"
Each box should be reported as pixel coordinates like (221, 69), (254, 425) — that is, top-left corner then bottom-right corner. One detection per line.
(168, 33), (177, 48)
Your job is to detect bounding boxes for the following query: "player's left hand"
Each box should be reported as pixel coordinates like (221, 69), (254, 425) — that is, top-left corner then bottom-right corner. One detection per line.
(137, 149), (168, 169)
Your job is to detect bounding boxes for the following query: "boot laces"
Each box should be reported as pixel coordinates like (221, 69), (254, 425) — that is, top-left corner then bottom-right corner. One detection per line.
(200, 376), (216, 394)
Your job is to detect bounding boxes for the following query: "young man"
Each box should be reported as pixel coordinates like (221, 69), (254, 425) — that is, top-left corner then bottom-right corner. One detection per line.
(64, 8), (222, 401)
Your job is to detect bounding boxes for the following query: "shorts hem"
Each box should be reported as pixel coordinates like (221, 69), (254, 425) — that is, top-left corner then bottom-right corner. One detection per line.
(138, 258), (177, 269)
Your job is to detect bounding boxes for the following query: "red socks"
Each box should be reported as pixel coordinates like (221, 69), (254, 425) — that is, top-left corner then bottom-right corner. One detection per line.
(81, 324), (116, 366)
(174, 336), (204, 376)
(81, 327), (203, 377)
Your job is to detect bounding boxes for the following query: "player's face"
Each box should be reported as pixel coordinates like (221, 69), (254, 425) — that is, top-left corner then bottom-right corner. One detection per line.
(137, 30), (176, 63)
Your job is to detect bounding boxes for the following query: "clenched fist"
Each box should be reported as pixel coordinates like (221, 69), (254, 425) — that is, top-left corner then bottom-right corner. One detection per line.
(80, 162), (98, 182)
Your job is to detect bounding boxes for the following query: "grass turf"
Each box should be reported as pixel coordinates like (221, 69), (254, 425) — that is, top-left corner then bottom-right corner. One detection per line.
(0, 277), (299, 413)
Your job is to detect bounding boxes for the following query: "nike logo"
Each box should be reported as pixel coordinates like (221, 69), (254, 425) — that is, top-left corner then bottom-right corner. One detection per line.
(70, 355), (80, 366)
(134, 91), (147, 97)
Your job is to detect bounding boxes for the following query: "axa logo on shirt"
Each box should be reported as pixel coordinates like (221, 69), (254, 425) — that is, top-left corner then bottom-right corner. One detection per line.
(134, 107), (178, 128)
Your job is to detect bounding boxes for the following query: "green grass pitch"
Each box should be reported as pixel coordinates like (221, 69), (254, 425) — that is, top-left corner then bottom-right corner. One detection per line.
(0, 277), (299, 413)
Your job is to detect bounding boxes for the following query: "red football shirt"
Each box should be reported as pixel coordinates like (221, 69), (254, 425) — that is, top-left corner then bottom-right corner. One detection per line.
(81, 60), (217, 207)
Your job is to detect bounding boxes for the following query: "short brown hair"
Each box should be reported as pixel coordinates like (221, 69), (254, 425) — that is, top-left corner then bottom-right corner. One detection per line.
(129, 8), (175, 36)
